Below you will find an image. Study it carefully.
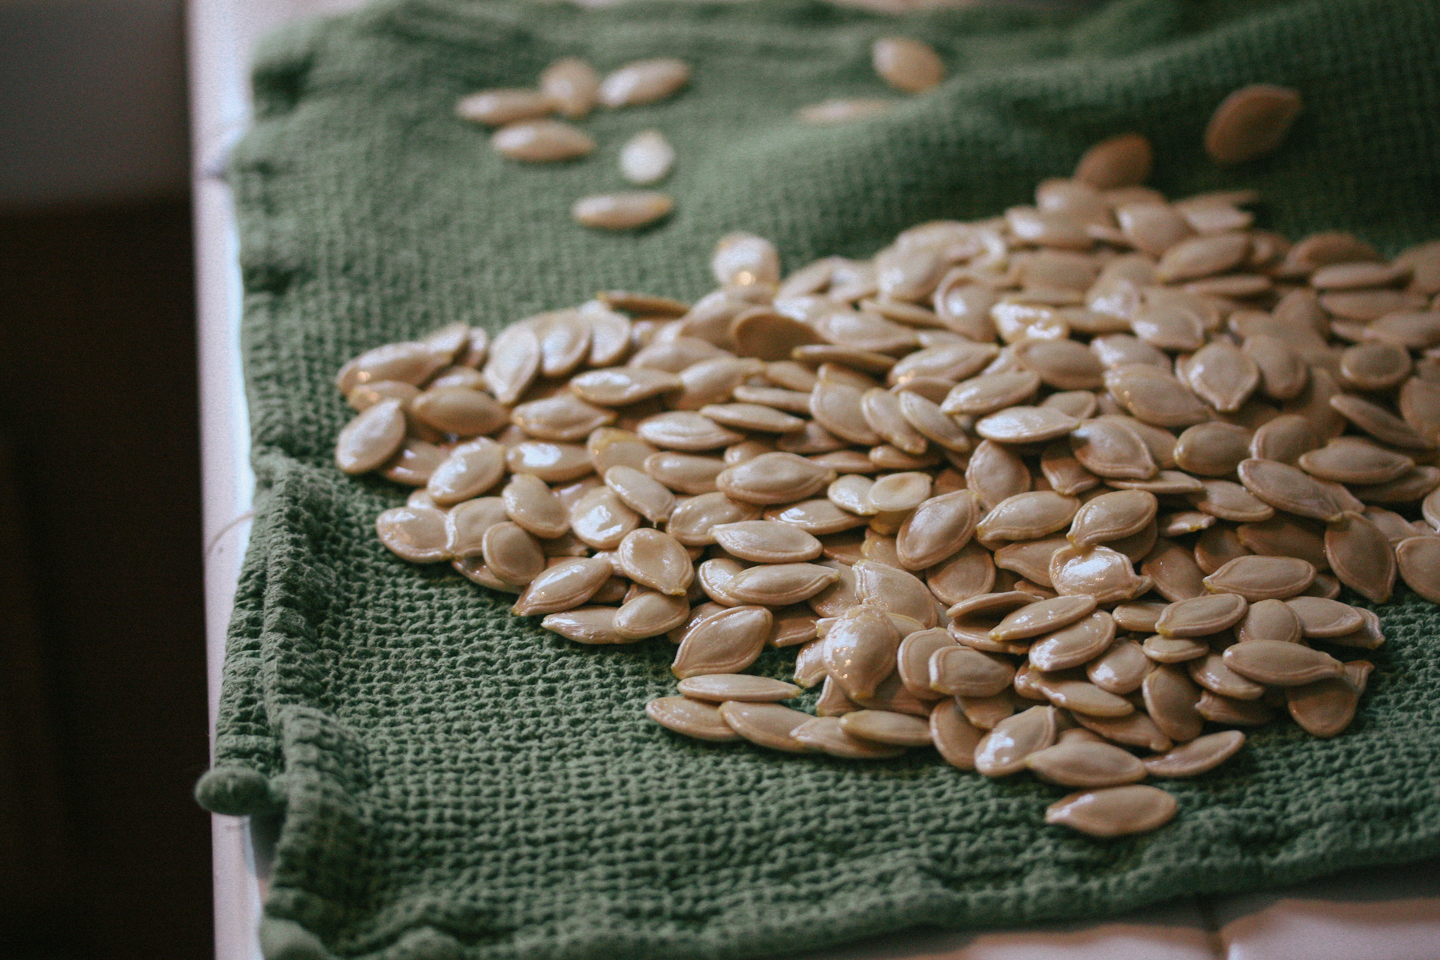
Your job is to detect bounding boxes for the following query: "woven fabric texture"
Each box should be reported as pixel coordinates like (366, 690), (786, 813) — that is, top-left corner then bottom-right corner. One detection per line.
(198, 1), (1440, 958)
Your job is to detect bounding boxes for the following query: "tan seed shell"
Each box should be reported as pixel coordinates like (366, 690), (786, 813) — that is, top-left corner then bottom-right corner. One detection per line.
(1155, 593), (1248, 638)
(336, 398), (407, 474)
(966, 440), (1032, 509)
(1237, 458), (1344, 522)
(1070, 418), (1158, 479)
(541, 607), (630, 644)
(1204, 84), (1302, 165)
(896, 628), (956, 697)
(500, 474), (569, 539)
(1188, 480), (1275, 523)
(1189, 651), (1266, 701)
(617, 528), (693, 596)
(1028, 612), (1116, 672)
(667, 492), (760, 545)
(619, 129), (675, 185)
(492, 119), (595, 162)
(572, 191), (674, 230)
(1074, 133), (1153, 189)
(1173, 422), (1252, 478)
(672, 606), (773, 678)
(717, 701), (810, 753)
(445, 497), (510, 558)
(991, 595), (1097, 642)
(1323, 512), (1396, 603)
(1049, 545), (1148, 604)
(1104, 364), (1209, 428)
(792, 717), (904, 759)
(512, 557), (615, 616)
(1143, 666), (1204, 742)
(942, 370), (1042, 416)
(766, 499), (868, 536)
(840, 709), (931, 748)
(1286, 661), (1370, 738)
(599, 58), (690, 108)
(1202, 555), (1316, 601)
(569, 486), (641, 549)
(1143, 634), (1209, 664)
(810, 380), (882, 446)
(539, 57), (600, 119)
(725, 563), (840, 606)
(1046, 785), (1178, 837)
(896, 490), (979, 571)
(1284, 596), (1365, 638)
(718, 452), (835, 505)
(927, 542), (996, 605)
(714, 521), (822, 563)
(603, 465), (676, 523)
(866, 472), (932, 513)
(411, 386), (509, 437)
(854, 560), (940, 627)
(974, 705), (1060, 776)
(678, 675), (800, 703)
(1222, 639), (1344, 686)
(930, 646), (1014, 698)
(1086, 637), (1152, 695)
(929, 699), (982, 769)
(1068, 490), (1158, 548)
(481, 521), (546, 586)
(976, 406), (1079, 444)
(483, 324), (542, 405)
(637, 412), (742, 452)
(571, 367), (682, 406)
(1238, 598), (1303, 645)
(1397, 535), (1440, 602)
(645, 696), (739, 741)
(1025, 740), (1146, 788)
(872, 36), (944, 93)
(979, 491), (1081, 544)
(1144, 730), (1246, 778)
(376, 504), (449, 563)
(645, 452), (725, 495)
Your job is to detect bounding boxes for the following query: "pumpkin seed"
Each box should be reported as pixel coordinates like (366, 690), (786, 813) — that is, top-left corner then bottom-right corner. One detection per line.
(1086, 637), (1152, 694)
(376, 503), (450, 563)
(1204, 84), (1302, 164)
(1144, 730), (1245, 778)
(1049, 545), (1149, 604)
(975, 705), (1060, 776)
(1028, 612), (1116, 671)
(1286, 660), (1371, 738)
(1046, 784), (1177, 837)
(1142, 665), (1205, 742)
(1324, 512), (1396, 603)
(1222, 639), (1344, 686)
(512, 556), (613, 616)
(717, 701), (810, 753)
(672, 606), (772, 678)
(572, 191), (674, 230)
(1068, 489), (1158, 548)
(1025, 739), (1147, 788)
(645, 696), (740, 742)
(840, 709), (932, 747)
(336, 398), (407, 474)
(1069, 418), (1158, 480)
(677, 675), (800, 703)
(966, 439), (1032, 509)
(978, 491), (1081, 544)
(793, 717), (905, 758)
(930, 645), (1014, 697)
(541, 607), (630, 644)
(872, 36), (945, 93)
(1397, 535), (1440, 602)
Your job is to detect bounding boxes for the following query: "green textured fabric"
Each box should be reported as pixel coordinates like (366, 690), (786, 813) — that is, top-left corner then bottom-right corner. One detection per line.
(199, 0), (1440, 957)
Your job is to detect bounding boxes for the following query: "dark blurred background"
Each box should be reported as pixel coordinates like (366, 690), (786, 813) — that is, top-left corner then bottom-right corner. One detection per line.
(0, 1), (212, 958)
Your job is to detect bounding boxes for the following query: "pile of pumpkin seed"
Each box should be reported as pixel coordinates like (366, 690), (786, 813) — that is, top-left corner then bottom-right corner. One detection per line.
(334, 132), (1440, 838)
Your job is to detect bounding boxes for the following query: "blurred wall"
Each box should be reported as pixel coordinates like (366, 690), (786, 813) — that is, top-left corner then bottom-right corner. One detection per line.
(0, 0), (190, 207)
(0, 1), (210, 958)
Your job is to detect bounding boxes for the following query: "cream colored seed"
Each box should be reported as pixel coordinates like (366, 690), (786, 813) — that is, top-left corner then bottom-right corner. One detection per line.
(598, 58), (690, 108)
(336, 398), (407, 474)
(872, 36), (945, 93)
(793, 717), (905, 759)
(677, 675), (800, 703)
(672, 606), (772, 679)
(974, 705), (1059, 777)
(1045, 785), (1177, 838)
(540, 57), (600, 119)
(1204, 84), (1303, 165)
(572, 192), (674, 231)
(645, 696), (739, 742)
(1024, 739), (1147, 788)
(376, 504), (449, 563)
(619, 130), (675, 186)
(1222, 639), (1344, 686)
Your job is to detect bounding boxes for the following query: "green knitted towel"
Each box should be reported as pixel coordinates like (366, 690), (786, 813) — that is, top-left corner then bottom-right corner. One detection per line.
(198, 1), (1440, 957)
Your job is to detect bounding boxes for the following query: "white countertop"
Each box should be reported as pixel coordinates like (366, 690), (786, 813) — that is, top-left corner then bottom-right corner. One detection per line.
(189, 2), (1440, 958)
